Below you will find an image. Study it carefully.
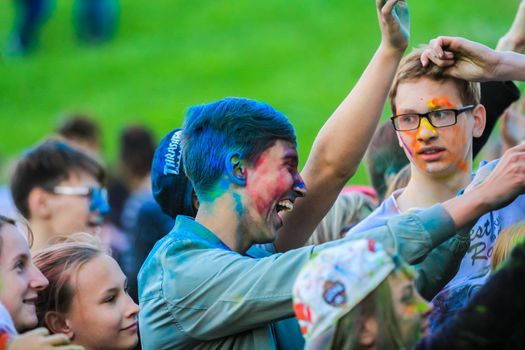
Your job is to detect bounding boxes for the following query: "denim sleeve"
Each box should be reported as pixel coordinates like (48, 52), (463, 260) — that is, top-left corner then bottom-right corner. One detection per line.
(414, 228), (470, 300)
(320, 204), (456, 264)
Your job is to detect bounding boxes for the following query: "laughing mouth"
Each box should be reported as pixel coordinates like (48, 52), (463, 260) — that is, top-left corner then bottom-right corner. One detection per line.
(22, 296), (37, 306)
(276, 199), (294, 214)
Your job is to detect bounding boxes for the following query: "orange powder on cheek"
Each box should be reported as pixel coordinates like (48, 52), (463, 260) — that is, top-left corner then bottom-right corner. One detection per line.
(399, 131), (427, 171)
(446, 126), (470, 173)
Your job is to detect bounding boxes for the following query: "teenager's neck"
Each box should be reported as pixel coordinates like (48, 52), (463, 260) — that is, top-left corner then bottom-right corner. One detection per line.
(396, 165), (471, 212)
(195, 191), (252, 254)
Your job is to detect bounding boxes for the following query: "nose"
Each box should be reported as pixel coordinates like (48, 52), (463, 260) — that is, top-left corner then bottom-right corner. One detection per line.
(29, 264), (49, 291)
(293, 173), (307, 198)
(125, 293), (140, 318)
(417, 117), (438, 142)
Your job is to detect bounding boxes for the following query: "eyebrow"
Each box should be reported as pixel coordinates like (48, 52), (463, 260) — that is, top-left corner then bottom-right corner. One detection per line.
(10, 253), (29, 265)
(101, 278), (128, 295)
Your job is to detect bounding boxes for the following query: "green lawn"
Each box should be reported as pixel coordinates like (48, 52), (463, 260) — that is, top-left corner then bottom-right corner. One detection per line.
(0, 0), (519, 184)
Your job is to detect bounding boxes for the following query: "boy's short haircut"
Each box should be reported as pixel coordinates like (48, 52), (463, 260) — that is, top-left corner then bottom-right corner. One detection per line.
(182, 97), (296, 194)
(119, 125), (156, 179)
(389, 47), (481, 116)
(10, 139), (106, 219)
(57, 114), (101, 146)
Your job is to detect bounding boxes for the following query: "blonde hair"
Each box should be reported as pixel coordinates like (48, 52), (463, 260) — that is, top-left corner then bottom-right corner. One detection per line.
(389, 47), (481, 116)
(491, 222), (525, 271)
(33, 232), (108, 327)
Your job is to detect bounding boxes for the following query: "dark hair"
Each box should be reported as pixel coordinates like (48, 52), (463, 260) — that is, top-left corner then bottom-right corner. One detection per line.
(57, 114), (101, 148)
(182, 97), (296, 195)
(119, 125), (156, 179)
(365, 121), (409, 201)
(389, 47), (481, 116)
(10, 139), (106, 218)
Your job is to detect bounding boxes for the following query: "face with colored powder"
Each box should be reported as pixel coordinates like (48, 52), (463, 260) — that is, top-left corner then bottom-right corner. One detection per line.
(387, 269), (432, 346)
(244, 140), (306, 243)
(394, 78), (482, 177)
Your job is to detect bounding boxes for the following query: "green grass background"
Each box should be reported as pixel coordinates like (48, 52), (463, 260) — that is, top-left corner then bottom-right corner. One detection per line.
(0, 0), (520, 184)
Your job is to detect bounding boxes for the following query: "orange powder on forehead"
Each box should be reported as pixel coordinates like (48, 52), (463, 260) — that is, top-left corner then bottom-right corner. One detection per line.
(427, 97), (454, 109)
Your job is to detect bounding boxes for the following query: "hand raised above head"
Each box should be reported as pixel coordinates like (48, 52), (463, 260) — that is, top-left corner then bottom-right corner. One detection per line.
(420, 36), (501, 82)
(377, 0), (410, 52)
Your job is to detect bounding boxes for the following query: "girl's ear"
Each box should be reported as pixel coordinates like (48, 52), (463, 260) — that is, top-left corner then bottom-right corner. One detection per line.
(358, 317), (378, 347)
(44, 311), (74, 339)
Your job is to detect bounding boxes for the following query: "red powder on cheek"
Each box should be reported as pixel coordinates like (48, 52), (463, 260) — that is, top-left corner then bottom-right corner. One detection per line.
(246, 153), (287, 215)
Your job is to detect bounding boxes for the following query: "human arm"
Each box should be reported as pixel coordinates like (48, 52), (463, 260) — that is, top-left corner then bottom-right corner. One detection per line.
(7, 328), (84, 350)
(497, 0), (525, 52)
(420, 36), (525, 82)
(276, 0), (409, 252)
(413, 232), (469, 301)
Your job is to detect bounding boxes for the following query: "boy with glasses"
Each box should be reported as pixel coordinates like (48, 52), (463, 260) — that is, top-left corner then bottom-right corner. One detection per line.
(347, 47), (525, 331)
(10, 139), (108, 251)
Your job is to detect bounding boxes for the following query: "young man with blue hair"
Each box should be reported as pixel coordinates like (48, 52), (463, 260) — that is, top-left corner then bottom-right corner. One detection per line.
(138, 1), (525, 348)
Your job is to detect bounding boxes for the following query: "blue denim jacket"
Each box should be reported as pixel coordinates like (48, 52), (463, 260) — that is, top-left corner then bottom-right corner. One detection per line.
(138, 204), (454, 349)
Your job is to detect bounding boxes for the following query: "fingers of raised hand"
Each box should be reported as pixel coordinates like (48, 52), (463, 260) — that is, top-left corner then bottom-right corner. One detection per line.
(421, 49), (454, 67)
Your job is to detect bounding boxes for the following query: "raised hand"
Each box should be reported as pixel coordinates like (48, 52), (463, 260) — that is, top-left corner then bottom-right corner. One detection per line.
(420, 36), (500, 81)
(476, 143), (525, 210)
(377, 0), (410, 51)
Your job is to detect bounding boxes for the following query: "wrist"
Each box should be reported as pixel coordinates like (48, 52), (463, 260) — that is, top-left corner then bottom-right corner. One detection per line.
(378, 42), (406, 59)
(465, 183), (494, 214)
(496, 51), (525, 81)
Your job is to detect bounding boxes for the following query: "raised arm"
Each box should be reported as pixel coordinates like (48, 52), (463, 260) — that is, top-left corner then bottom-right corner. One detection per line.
(421, 36), (525, 82)
(276, 0), (409, 252)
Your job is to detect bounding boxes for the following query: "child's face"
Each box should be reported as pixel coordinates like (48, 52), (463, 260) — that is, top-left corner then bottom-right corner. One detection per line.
(0, 225), (48, 331)
(388, 270), (432, 347)
(66, 254), (139, 350)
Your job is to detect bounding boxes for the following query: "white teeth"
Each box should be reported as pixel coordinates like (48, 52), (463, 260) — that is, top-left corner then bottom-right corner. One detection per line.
(277, 200), (294, 212)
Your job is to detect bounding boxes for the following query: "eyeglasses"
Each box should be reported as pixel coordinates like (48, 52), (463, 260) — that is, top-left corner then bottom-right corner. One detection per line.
(390, 105), (475, 131)
(45, 186), (110, 214)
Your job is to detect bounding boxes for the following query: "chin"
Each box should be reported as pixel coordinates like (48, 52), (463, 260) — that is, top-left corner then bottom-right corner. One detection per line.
(17, 317), (38, 332)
